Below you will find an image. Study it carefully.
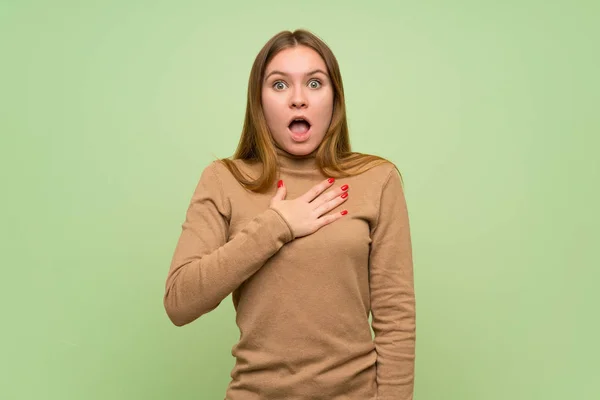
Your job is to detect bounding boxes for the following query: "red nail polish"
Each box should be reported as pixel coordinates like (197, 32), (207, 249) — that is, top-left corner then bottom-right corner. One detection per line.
(340, 192), (348, 199)
(341, 210), (348, 215)
(341, 184), (349, 191)
(277, 180), (283, 188)
(328, 178), (335, 184)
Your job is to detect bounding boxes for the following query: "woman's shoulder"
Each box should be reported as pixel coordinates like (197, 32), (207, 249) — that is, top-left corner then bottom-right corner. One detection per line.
(207, 157), (262, 183)
(346, 152), (400, 182)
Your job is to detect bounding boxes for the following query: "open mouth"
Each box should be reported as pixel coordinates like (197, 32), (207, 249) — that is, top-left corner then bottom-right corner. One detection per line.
(288, 118), (311, 138)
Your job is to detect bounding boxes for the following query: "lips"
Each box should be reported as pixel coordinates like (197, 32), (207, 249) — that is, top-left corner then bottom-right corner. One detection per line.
(289, 120), (310, 133)
(288, 115), (311, 135)
(288, 115), (311, 127)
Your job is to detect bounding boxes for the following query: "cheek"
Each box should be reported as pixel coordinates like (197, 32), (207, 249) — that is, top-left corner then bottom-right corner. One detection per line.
(263, 89), (285, 105)
(314, 92), (334, 120)
(261, 92), (276, 120)
(262, 92), (286, 128)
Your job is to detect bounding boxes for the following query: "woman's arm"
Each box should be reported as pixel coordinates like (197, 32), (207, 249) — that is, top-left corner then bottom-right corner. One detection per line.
(164, 161), (293, 326)
(369, 167), (416, 400)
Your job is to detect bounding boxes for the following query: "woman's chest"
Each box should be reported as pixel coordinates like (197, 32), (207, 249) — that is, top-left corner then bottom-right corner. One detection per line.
(228, 178), (379, 305)
(227, 176), (379, 260)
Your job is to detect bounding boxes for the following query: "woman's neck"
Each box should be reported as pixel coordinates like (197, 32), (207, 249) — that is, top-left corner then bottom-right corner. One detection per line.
(274, 143), (318, 171)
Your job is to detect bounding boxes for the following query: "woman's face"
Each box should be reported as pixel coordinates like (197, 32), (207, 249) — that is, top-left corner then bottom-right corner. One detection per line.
(261, 45), (334, 156)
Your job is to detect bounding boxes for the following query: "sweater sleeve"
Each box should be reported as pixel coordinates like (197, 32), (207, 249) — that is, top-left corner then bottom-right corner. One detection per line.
(369, 167), (416, 400)
(164, 161), (294, 327)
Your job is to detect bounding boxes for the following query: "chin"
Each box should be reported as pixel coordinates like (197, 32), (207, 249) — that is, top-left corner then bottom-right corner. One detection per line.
(285, 140), (319, 155)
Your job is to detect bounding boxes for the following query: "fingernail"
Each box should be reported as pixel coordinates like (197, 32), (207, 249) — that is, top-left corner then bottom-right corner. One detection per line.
(341, 184), (349, 191)
(341, 210), (348, 215)
(340, 192), (348, 199)
(328, 178), (335, 184)
(277, 180), (283, 188)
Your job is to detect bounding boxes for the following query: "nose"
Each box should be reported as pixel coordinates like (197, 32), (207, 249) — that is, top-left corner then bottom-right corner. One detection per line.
(289, 86), (308, 109)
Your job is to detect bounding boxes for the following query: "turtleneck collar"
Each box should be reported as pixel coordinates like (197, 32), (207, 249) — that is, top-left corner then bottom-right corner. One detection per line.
(274, 143), (319, 171)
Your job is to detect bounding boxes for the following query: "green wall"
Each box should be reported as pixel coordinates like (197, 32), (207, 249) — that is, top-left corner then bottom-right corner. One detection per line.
(1, 1), (597, 398)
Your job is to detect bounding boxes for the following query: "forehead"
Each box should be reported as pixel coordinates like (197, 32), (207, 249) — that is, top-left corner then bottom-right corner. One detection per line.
(265, 45), (328, 76)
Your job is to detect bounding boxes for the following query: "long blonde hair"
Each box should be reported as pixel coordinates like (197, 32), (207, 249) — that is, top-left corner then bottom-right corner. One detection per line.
(218, 29), (401, 193)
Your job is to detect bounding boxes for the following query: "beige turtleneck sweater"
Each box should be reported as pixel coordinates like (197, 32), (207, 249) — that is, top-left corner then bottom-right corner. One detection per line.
(164, 146), (415, 400)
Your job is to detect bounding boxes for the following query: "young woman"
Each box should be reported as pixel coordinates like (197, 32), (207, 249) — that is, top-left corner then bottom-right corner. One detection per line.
(164, 29), (416, 400)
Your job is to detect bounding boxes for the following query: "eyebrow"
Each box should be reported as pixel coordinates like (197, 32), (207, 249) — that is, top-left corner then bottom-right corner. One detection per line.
(264, 69), (329, 81)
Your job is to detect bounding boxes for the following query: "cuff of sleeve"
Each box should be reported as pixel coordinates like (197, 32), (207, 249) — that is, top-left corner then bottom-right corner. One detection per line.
(266, 207), (295, 242)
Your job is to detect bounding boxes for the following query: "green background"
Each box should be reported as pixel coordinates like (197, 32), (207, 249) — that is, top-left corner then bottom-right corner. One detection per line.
(1, 0), (598, 399)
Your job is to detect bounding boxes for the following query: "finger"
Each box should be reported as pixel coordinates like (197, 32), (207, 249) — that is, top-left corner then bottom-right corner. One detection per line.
(316, 209), (348, 230)
(300, 178), (335, 203)
(274, 180), (287, 201)
(313, 191), (348, 217)
(312, 184), (348, 209)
